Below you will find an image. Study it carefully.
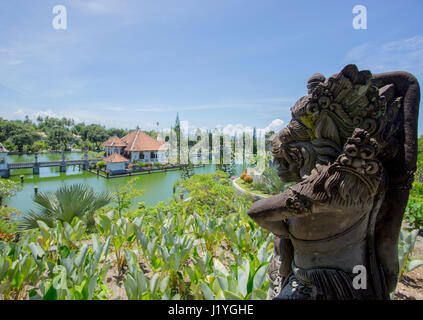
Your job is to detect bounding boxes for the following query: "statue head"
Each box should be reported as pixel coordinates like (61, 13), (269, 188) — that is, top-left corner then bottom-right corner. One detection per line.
(271, 65), (403, 183)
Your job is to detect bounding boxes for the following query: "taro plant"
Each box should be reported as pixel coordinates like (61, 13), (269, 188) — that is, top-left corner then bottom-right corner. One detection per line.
(199, 255), (270, 300)
(158, 231), (194, 297)
(96, 211), (136, 271)
(123, 248), (181, 300)
(398, 228), (423, 280)
(404, 197), (423, 230)
(28, 234), (112, 300)
(0, 241), (41, 300)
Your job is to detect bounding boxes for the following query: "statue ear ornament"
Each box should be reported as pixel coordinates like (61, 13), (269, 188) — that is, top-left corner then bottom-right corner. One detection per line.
(248, 64), (421, 300)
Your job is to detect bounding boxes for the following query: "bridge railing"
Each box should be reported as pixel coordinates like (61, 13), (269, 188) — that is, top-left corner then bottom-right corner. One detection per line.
(8, 158), (102, 169)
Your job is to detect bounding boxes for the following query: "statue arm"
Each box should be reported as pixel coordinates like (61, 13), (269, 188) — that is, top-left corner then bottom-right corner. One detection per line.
(247, 188), (311, 236)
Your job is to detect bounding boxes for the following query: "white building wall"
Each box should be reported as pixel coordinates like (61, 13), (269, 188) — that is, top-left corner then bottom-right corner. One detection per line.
(106, 162), (126, 172)
(144, 151), (151, 163)
(0, 153), (7, 170)
(131, 152), (140, 162)
(157, 151), (167, 164)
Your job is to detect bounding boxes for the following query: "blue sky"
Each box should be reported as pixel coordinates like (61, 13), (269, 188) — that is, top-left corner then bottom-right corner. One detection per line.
(0, 0), (422, 134)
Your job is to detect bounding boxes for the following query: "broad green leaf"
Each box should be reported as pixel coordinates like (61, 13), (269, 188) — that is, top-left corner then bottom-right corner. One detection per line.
(160, 276), (170, 293)
(150, 273), (160, 294)
(253, 264), (269, 291)
(407, 259), (423, 272)
(237, 261), (250, 296)
(0, 256), (10, 278)
(75, 244), (89, 268)
(223, 290), (242, 300)
(199, 281), (215, 300)
(213, 258), (229, 277)
(29, 242), (45, 260)
(217, 276), (228, 292)
(249, 289), (268, 300)
(42, 283), (58, 300)
(88, 275), (98, 300)
(58, 245), (70, 259)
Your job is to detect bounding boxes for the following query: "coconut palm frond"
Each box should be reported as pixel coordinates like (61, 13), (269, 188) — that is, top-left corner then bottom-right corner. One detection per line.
(17, 209), (55, 232)
(18, 183), (113, 231)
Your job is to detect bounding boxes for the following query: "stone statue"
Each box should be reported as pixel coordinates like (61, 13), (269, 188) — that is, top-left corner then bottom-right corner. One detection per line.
(247, 64), (420, 300)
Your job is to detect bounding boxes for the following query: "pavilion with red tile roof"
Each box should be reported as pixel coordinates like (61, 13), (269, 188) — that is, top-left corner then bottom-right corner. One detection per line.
(101, 130), (168, 164)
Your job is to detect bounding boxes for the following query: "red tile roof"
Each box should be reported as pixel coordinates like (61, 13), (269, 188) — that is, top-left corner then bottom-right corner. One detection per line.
(103, 153), (129, 163)
(101, 136), (127, 147)
(121, 130), (165, 152)
(157, 139), (169, 151)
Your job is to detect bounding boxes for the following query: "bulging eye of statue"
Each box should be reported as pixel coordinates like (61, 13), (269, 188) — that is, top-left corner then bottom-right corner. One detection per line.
(307, 102), (319, 114)
(365, 161), (379, 175)
(318, 96), (331, 109)
(345, 144), (358, 157)
(360, 146), (375, 160)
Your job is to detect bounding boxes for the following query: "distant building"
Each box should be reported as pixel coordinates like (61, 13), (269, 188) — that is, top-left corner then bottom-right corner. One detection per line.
(0, 143), (9, 178)
(102, 153), (129, 174)
(37, 132), (47, 140)
(101, 130), (169, 165)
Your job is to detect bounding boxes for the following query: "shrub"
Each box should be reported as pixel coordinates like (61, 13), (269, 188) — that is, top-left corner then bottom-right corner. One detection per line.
(405, 197), (423, 230)
(154, 162), (161, 166)
(18, 184), (114, 231)
(243, 175), (253, 184)
(137, 162), (145, 167)
(96, 161), (106, 170)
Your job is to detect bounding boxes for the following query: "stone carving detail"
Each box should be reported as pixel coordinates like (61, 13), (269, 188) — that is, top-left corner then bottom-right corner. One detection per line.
(248, 64), (421, 299)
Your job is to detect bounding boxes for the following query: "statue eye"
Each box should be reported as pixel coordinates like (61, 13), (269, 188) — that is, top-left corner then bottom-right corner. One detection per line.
(345, 145), (358, 157)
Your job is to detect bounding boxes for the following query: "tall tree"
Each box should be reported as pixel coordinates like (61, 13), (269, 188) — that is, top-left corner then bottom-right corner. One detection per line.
(47, 126), (72, 150)
(174, 113), (181, 164)
(86, 124), (108, 150)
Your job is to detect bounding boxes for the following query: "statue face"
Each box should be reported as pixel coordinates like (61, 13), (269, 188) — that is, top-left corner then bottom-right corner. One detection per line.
(271, 97), (320, 183)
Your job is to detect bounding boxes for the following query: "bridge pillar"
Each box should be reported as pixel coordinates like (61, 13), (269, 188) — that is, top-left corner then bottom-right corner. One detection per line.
(60, 164), (66, 173)
(83, 161), (89, 170)
(33, 164), (40, 175)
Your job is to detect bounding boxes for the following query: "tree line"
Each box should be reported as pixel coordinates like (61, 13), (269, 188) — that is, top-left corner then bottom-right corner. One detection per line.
(0, 116), (157, 153)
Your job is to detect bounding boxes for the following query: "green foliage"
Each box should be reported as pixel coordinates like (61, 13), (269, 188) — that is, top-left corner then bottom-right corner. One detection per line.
(0, 179), (22, 207)
(173, 171), (252, 216)
(113, 178), (144, 217)
(179, 163), (194, 180)
(0, 117), (40, 152)
(404, 197), (423, 230)
(217, 159), (237, 177)
(1, 172), (273, 300)
(47, 126), (72, 151)
(96, 161), (106, 170)
(86, 124), (108, 150)
(18, 184), (113, 231)
(397, 229), (423, 282)
(0, 207), (20, 240)
(251, 167), (293, 195)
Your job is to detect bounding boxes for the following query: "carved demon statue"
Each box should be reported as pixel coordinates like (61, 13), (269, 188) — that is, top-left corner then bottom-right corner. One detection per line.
(248, 64), (420, 300)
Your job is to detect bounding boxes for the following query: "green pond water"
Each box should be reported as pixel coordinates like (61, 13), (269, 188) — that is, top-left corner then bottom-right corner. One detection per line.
(5, 152), (245, 213)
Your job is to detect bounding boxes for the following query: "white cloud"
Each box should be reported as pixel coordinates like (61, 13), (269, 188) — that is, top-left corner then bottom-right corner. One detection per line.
(71, 0), (124, 15)
(264, 118), (284, 133)
(345, 35), (423, 76)
(13, 108), (24, 117)
(104, 106), (126, 111)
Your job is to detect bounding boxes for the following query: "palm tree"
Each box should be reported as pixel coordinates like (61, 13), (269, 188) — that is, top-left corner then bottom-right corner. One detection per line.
(18, 184), (114, 231)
